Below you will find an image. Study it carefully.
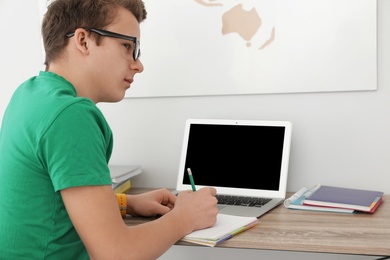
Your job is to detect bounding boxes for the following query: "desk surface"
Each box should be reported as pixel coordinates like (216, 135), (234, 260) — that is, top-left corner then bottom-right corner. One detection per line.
(124, 188), (390, 256)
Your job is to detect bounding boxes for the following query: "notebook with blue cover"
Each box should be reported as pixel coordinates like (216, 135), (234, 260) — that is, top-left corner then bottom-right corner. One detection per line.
(303, 185), (383, 212)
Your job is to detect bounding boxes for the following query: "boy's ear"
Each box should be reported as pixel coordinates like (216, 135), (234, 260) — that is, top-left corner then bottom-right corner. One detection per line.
(72, 28), (90, 54)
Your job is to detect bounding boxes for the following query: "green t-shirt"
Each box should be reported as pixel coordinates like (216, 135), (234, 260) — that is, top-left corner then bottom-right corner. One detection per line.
(0, 71), (113, 259)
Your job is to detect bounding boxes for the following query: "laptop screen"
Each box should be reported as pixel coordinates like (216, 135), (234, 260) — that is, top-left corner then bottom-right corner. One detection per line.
(176, 119), (292, 197)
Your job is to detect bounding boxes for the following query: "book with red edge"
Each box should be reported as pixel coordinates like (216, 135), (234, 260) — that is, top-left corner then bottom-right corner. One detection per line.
(366, 195), (383, 213)
(302, 185), (384, 213)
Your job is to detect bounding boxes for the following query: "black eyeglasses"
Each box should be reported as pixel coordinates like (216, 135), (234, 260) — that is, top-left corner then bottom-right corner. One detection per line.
(66, 28), (140, 61)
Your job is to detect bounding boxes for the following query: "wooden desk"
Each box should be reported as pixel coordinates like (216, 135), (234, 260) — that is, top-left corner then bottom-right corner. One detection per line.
(124, 189), (390, 256)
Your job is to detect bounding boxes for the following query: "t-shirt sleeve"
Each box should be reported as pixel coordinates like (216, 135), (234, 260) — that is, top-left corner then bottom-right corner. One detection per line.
(39, 100), (113, 192)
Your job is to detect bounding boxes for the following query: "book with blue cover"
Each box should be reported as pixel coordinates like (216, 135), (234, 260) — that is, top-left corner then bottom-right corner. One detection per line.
(284, 185), (354, 213)
(302, 185), (383, 213)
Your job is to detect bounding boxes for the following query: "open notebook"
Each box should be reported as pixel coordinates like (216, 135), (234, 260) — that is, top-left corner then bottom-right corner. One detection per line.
(175, 119), (292, 218)
(181, 213), (258, 247)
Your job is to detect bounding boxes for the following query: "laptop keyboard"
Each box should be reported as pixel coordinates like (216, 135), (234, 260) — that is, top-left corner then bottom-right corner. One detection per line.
(216, 194), (271, 207)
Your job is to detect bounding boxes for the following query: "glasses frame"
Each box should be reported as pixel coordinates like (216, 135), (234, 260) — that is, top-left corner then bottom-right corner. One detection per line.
(66, 27), (140, 61)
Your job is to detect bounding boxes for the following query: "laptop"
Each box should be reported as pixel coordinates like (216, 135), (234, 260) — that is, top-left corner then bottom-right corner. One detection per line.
(175, 118), (292, 218)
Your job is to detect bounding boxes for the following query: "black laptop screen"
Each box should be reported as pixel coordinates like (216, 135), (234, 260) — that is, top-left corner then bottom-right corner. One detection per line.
(182, 123), (286, 191)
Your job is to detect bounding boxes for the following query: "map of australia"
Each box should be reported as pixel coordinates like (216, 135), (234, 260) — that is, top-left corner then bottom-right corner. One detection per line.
(194, 0), (275, 50)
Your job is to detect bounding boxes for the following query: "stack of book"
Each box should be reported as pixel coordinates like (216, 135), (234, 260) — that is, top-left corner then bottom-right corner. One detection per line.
(284, 184), (384, 214)
(109, 165), (142, 194)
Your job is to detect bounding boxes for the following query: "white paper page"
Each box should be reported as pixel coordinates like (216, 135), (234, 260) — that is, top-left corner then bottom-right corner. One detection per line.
(183, 213), (257, 240)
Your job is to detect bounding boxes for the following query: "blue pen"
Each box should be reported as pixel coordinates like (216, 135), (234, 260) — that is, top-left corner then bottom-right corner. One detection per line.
(187, 168), (197, 191)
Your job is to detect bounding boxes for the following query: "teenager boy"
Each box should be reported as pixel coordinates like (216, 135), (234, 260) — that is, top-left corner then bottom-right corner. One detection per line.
(0, 0), (218, 259)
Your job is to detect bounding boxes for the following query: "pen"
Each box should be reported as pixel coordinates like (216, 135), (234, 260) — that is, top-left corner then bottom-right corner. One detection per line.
(187, 168), (197, 191)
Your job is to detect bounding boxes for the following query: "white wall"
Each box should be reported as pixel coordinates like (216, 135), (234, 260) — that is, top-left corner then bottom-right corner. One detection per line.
(2, 1), (388, 193)
(0, 1), (43, 116)
(1, 1), (388, 259)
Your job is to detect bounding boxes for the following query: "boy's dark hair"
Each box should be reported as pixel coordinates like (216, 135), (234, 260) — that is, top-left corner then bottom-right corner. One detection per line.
(42, 0), (147, 68)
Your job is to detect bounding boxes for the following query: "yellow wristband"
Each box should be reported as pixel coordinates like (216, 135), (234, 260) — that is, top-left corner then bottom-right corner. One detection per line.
(116, 194), (127, 217)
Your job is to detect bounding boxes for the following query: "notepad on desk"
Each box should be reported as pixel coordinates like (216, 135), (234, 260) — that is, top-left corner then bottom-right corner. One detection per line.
(180, 213), (258, 247)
